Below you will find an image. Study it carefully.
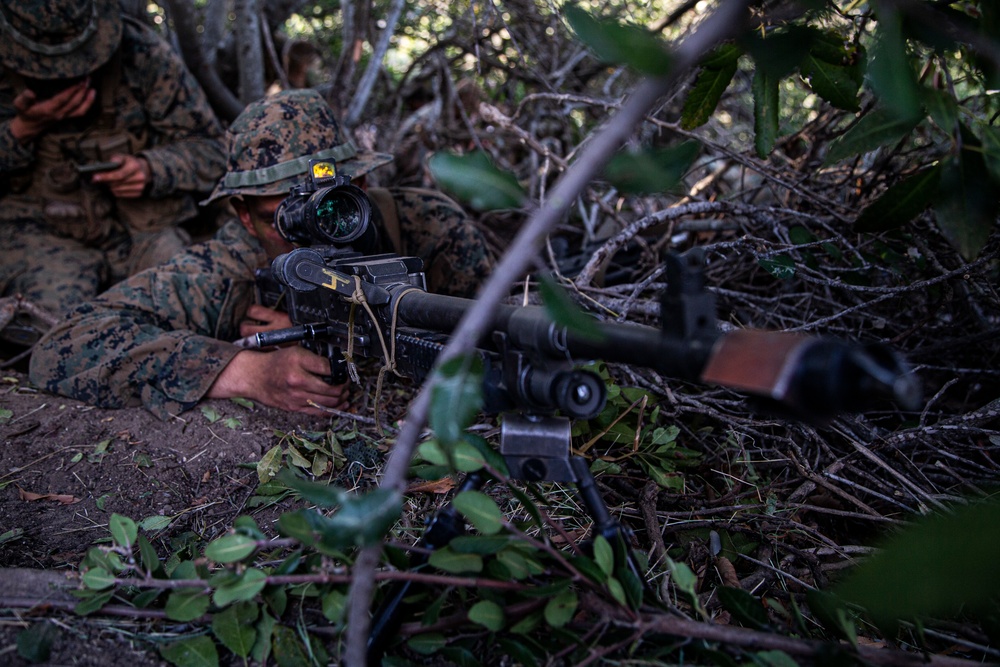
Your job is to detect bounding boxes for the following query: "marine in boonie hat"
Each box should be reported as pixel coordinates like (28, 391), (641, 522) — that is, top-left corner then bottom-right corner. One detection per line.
(203, 88), (393, 205)
(0, 0), (122, 80)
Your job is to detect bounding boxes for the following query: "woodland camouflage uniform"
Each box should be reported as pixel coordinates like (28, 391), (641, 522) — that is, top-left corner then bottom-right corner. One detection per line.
(0, 0), (225, 317)
(29, 89), (495, 419)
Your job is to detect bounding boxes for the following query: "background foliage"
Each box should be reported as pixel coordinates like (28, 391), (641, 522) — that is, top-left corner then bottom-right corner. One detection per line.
(12, 1), (1000, 665)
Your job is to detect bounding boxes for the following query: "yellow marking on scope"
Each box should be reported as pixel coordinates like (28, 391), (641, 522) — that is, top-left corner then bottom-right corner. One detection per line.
(320, 268), (351, 291)
(312, 161), (337, 179)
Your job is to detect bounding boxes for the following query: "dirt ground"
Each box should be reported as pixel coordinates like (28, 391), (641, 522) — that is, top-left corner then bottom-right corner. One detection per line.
(0, 365), (345, 666)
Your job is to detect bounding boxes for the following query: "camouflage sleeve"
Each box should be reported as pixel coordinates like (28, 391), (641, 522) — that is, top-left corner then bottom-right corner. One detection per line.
(125, 21), (226, 199)
(28, 235), (258, 420)
(390, 187), (496, 298)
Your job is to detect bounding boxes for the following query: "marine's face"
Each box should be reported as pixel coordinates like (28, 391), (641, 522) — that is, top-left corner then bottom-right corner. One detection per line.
(236, 194), (295, 260)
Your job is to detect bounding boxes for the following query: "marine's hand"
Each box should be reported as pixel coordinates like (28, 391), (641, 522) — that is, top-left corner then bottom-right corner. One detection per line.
(91, 154), (152, 198)
(208, 346), (350, 415)
(10, 80), (96, 143)
(240, 304), (293, 338)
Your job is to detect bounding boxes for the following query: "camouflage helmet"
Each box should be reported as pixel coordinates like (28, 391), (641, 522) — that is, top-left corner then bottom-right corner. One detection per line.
(203, 89), (393, 205)
(0, 0), (122, 80)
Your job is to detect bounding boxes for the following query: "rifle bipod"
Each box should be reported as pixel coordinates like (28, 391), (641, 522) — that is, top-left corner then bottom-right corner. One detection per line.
(366, 412), (645, 665)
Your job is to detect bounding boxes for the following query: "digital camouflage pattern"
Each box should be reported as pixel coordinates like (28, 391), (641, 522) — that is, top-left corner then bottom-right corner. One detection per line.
(0, 0), (122, 80)
(30, 188), (494, 419)
(204, 88), (392, 203)
(0, 15), (225, 315)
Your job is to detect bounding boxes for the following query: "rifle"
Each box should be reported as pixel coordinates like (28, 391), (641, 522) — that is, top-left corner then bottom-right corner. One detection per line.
(235, 162), (921, 663)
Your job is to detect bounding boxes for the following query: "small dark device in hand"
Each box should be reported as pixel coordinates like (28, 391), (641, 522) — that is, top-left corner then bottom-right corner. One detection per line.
(75, 161), (119, 175)
(23, 75), (85, 101)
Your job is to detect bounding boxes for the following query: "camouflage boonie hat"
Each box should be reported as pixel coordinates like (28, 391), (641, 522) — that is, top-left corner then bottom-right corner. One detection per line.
(203, 89), (393, 205)
(0, 0), (122, 79)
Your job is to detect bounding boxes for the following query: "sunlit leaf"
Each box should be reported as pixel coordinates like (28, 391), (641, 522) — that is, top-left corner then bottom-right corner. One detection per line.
(468, 599), (505, 631)
(159, 636), (219, 667)
(602, 141), (700, 194)
(681, 44), (740, 129)
(855, 164), (941, 233)
(453, 490), (504, 535)
(429, 151), (525, 211)
(563, 4), (671, 76)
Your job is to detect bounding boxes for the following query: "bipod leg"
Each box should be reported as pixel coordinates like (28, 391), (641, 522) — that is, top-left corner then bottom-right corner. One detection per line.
(366, 472), (485, 665)
(570, 457), (649, 595)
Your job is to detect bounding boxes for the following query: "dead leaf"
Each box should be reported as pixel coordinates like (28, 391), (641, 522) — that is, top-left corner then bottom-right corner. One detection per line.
(406, 477), (456, 495)
(18, 486), (80, 505)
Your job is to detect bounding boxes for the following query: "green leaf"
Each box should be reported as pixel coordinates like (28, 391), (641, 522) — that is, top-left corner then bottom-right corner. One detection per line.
(109, 514), (137, 550)
(430, 354), (484, 447)
(868, 8), (921, 121)
(160, 635), (219, 667)
(200, 405), (221, 423)
(321, 589), (348, 623)
(73, 588), (114, 616)
(81, 567), (115, 590)
(718, 586), (771, 630)
(538, 275), (604, 345)
(824, 107), (920, 164)
(165, 590), (211, 622)
(204, 534), (259, 564)
(592, 535), (614, 577)
(836, 496), (1000, 625)
(213, 569), (267, 607)
(16, 620), (58, 663)
(855, 164), (941, 233)
(934, 149), (998, 260)
(453, 490), (505, 535)
(407, 632), (447, 655)
(257, 445), (282, 484)
(211, 601), (259, 657)
(468, 599), (505, 631)
(754, 650), (800, 667)
(681, 44), (740, 130)
(429, 151), (525, 211)
(563, 4), (671, 76)
(602, 141), (700, 194)
(806, 589), (857, 647)
(758, 255), (795, 279)
(544, 587), (578, 627)
(801, 56), (861, 112)
(752, 68), (779, 158)
(429, 547), (484, 574)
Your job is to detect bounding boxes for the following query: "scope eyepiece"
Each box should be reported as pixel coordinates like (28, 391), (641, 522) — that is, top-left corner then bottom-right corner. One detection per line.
(274, 172), (380, 254)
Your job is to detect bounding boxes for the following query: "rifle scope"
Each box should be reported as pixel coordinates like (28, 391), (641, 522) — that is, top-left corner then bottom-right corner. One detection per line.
(274, 173), (379, 254)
